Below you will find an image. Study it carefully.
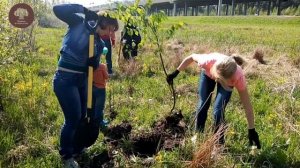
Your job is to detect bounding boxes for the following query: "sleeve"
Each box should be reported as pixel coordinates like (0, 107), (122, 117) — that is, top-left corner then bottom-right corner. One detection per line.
(191, 54), (208, 68)
(102, 65), (109, 80)
(97, 38), (105, 57)
(53, 4), (84, 26)
(133, 27), (141, 43)
(134, 32), (141, 44)
(123, 29), (130, 41)
(122, 25), (133, 41)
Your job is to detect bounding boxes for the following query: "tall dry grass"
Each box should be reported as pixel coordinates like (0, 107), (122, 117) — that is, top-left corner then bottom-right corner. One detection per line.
(186, 124), (228, 168)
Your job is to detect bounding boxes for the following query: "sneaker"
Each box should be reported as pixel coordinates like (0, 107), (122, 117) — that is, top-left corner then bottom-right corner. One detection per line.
(100, 119), (109, 127)
(63, 158), (80, 168)
(100, 120), (109, 133)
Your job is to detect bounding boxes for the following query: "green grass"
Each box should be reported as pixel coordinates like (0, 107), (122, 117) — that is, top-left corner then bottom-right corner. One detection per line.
(1, 16), (300, 167)
(168, 16), (300, 58)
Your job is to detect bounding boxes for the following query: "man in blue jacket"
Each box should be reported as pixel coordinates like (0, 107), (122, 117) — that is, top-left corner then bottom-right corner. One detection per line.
(52, 4), (118, 167)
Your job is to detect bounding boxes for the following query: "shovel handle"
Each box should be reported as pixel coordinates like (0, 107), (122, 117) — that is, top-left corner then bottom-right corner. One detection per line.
(87, 34), (94, 109)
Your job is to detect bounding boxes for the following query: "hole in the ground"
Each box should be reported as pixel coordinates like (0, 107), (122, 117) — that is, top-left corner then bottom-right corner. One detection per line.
(90, 150), (112, 168)
(104, 121), (132, 140)
(103, 111), (186, 158)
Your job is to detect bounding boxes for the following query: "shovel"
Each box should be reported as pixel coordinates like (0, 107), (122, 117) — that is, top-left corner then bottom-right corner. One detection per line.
(74, 21), (108, 150)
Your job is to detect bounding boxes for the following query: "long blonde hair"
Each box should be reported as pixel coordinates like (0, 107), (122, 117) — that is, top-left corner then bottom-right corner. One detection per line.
(211, 55), (245, 91)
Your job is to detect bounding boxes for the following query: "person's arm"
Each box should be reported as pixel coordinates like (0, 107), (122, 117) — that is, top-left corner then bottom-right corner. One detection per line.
(102, 65), (109, 80)
(238, 88), (255, 129)
(177, 55), (196, 71)
(122, 26), (131, 42)
(53, 4), (84, 26)
(103, 66), (109, 84)
(166, 54), (198, 85)
(238, 88), (261, 148)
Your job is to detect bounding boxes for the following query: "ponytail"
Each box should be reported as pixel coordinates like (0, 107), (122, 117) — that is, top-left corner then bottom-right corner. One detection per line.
(231, 54), (245, 66)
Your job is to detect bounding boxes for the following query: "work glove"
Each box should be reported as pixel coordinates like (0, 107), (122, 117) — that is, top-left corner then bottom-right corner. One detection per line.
(88, 56), (99, 69)
(166, 70), (180, 85)
(248, 128), (261, 149)
(84, 7), (98, 21)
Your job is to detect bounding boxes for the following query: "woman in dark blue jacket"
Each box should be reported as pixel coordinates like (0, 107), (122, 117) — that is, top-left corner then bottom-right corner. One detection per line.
(52, 4), (118, 167)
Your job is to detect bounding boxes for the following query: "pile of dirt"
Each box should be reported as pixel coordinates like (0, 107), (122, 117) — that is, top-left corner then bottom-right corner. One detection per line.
(103, 111), (186, 158)
(89, 150), (113, 168)
(104, 121), (132, 140)
(129, 111), (186, 157)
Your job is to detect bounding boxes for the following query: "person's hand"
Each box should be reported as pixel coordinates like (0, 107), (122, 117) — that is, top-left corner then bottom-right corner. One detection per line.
(83, 7), (98, 21)
(166, 70), (180, 85)
(248, 128), (261, 149)
(88, 56), (99, 69)
(111, 39), (116, 48)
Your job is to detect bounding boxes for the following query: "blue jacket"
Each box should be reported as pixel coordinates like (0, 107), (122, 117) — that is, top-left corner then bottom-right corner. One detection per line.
(53, 4), (104, 72)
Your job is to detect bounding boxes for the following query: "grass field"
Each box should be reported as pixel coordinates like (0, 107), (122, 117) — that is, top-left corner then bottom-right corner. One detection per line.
(0, 16), (300, 167)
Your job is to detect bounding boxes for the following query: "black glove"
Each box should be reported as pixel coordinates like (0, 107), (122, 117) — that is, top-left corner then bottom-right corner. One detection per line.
(166, 70), (180, 85)
(88, 56), (99, 69)
(83, 7), (98, 21)
(248, 128), (261, 149)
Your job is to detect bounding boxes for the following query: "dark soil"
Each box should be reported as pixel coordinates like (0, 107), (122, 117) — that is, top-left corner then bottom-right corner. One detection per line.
(163, 138), (182, 150)
(104, 121), (132, 140)
(90, 150), (113, 168)
(130, 131), (163, 157)
(103, 111), (186, 158)
(128, 111), (185, 157)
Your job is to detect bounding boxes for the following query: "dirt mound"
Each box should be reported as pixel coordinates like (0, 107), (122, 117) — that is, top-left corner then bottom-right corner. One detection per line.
(165, 111), (183, 127)
(163, 138), (182, 150)
(90, 150), (113, 168)
(252, 48), (266, 64)
(129, 111), (186, 157)
(103, 111), (186, 158)
(104, 121), (132, 140)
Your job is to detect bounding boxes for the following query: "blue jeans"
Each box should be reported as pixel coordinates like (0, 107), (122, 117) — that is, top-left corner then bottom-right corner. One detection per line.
(92, 86), (106, 123)
(53, 70), (87, 159)
(103, 39), (113, 74)
(196, 72), (232, 144)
